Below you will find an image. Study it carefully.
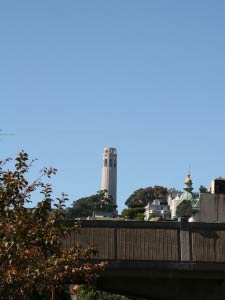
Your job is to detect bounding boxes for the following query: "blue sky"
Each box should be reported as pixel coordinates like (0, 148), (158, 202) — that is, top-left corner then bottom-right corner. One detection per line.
(0, 1), (225, 212)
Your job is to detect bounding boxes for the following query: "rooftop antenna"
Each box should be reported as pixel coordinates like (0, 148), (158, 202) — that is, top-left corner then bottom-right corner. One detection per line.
(188, 163), (191, 175)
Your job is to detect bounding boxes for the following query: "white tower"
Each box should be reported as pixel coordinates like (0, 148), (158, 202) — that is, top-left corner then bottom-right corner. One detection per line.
(101, 147), (117, 205)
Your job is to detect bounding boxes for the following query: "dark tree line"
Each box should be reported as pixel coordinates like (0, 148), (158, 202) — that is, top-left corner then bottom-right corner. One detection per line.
(65, 190), (116, 219)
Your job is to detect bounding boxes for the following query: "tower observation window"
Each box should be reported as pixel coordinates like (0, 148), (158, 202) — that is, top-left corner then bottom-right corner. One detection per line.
(114, 161), (116, 167)
(104, 159), (107, 167)
(109, 159), (112, 167)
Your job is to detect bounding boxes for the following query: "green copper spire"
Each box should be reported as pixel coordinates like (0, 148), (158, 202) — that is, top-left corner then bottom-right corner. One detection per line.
(176, 172), (199, 218)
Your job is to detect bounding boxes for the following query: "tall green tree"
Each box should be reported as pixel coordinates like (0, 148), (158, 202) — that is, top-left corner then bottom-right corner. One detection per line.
(66, 190), (116, 219)
(125, 186), (168, 208)
(0, 151), (105, 300)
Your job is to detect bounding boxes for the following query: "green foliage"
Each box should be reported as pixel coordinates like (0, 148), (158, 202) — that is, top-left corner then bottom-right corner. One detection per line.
(199, 185), (208, 193)
(125, 189), (143, 208)
(148, 214), (162, 221)
(125, 186), (168, 208)
(66, 190), (116, 219)
(66, 194), (97, 219)
(29, 287), (70, 300)
(77, 285), (131, 300)
(136, 212), (144, 221)
(0, 151), (105, 300)
(95, 190), (117, 213)
(121, 207), (145, 220)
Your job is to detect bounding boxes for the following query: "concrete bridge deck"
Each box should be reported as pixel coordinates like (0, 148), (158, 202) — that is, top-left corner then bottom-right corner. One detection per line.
(63, 220), (225, 300)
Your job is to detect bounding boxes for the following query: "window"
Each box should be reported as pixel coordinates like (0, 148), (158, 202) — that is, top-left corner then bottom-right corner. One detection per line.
(109, 159), (112, 167)
(104, 159), (107, 167)
(114, 161), (116, 168)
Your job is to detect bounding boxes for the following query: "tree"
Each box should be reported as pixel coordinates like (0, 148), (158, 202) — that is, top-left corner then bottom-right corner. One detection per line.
(0, 151), (105, 300)
(121, 207), (145, 220)
(66, 190), (116, 219)
(65, 194), (97, 219)
(199, 185), (208, 193)
(78, 285), (127, 300)
(94, 190), (116, 213)
(77, 285), (141, 300)
(125, 186), (168, 208)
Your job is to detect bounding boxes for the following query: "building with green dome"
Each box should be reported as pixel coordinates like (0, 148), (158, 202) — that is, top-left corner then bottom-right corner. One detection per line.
(180, 173), (194, 201)
(170, 173), (199, 219)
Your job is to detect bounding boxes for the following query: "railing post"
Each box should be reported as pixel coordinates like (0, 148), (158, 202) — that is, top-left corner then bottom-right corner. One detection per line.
(180, 217), (191, 262)
(114, 227), (117, 260)
(69, 285), (79, 300)
(51, 287), (55, 300)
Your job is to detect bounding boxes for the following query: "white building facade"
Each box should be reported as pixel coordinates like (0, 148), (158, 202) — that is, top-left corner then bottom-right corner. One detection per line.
(144, 199), (170, 221)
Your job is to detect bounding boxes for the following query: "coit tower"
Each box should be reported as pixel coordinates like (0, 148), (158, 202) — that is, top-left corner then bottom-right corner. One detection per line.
(101, 147), (117, 205)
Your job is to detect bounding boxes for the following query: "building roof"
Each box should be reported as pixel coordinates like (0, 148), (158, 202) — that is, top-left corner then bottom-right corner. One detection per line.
(180, 191), (194, 201)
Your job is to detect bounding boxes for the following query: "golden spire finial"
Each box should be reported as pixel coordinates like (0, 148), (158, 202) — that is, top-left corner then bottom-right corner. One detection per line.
(185, 172), (192, 185)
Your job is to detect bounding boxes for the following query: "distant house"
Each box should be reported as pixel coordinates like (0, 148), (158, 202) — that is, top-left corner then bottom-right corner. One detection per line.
(144, 199), (170, 221)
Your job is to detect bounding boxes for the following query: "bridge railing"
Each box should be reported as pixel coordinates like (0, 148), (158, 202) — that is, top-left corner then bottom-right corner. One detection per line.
(62, 219), (225, 263)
